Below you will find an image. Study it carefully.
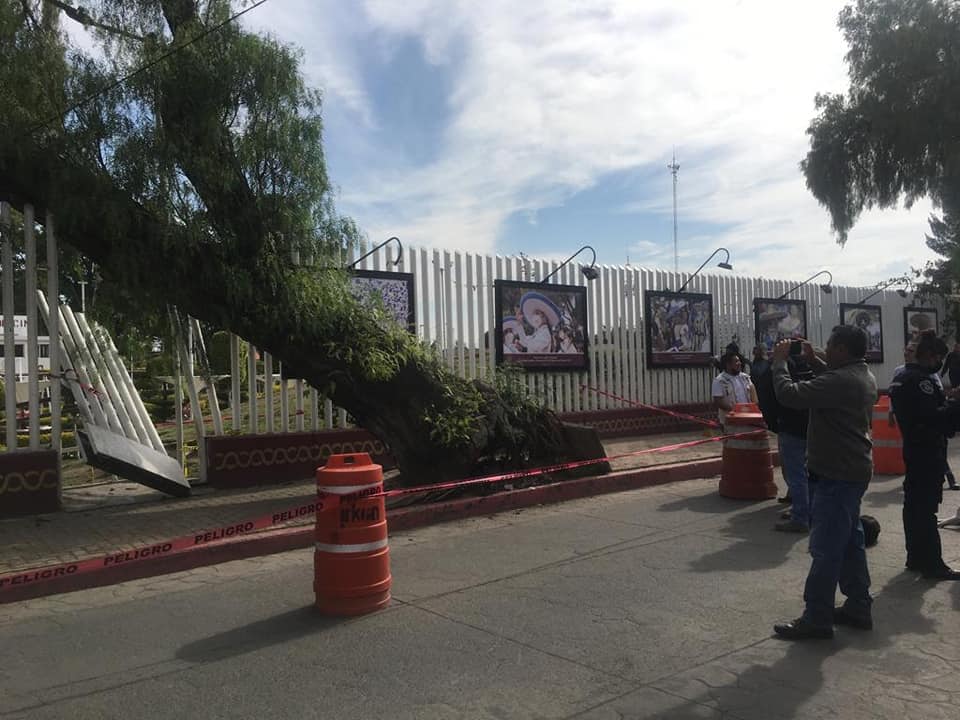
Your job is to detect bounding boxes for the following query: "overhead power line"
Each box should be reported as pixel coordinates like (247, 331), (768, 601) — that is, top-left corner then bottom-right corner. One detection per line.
(24, 0), (272, 138)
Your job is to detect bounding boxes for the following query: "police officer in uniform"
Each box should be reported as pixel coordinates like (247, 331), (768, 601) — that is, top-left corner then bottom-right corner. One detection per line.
(889, 331), (960, 581)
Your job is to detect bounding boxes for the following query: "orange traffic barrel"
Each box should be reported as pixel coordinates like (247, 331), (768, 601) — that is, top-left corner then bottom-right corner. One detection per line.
(314, 453), (391, 616)
(719, 403), (777, 500)
(872, 395), (905, 475)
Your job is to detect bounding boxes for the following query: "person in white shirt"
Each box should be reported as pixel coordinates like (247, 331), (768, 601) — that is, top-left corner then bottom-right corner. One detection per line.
(712, 351), (758, 429)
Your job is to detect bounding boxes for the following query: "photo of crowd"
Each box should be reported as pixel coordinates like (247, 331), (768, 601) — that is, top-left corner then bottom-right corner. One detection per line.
(754, 299), (807, 351)
(840, 303), (883, 363)
(349, 270), (416, 332)
(494, 280), (589, 370)
(645, 291), (714, 367)
(903, 307), (938, 346)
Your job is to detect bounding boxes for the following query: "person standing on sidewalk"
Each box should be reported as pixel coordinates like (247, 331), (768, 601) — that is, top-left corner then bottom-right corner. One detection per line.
(711, 351), (758, 432)
(894, 342), (959, 491)
(755, 355), (813, 533)
(770, 326), (878, 640)
(890, 331), (960, 581)
(940, 342), (960, 390)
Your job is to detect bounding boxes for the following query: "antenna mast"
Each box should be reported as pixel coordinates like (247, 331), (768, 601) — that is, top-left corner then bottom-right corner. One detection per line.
(668, 150), (680, 274)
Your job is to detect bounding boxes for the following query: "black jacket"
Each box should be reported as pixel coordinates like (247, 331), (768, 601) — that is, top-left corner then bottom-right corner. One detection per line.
(890, 363), (960, 465)
(754, 357), (810, 437)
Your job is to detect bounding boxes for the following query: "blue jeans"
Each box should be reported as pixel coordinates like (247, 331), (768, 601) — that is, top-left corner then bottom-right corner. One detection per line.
(802, 473), (872, 628)
(778, 432), (809, 527)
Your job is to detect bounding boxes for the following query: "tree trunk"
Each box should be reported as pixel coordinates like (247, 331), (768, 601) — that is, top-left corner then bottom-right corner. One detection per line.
(0, 141), (606, 486)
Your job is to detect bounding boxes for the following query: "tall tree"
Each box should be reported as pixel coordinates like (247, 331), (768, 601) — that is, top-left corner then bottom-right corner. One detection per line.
(802, 0), (960, 245)
(0, 1), (601, 485)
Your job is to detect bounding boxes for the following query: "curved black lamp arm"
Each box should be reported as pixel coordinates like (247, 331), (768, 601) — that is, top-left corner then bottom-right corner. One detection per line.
(540, 245), (596, 284)
(857, 276), (908, 304)
(776, 270), (833, 300)
(675, 247), (731, 294)
(346, 236), (403, 269)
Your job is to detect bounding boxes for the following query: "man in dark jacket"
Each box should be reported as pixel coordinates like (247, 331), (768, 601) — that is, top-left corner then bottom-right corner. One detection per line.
(757, 356), (813, 532)
(890, 331), (960, 581)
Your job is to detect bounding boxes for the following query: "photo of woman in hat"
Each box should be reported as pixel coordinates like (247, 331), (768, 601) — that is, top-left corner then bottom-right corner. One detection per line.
(515, 292), (560, 354)
(494, 281), (589, 369)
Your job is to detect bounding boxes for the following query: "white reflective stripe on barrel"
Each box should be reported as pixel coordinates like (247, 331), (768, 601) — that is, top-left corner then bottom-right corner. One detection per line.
(873, 439), (902, 448)
(315, 538), (389, 553)
(317, 481), (382, 495)
(724, 425), (770, 451)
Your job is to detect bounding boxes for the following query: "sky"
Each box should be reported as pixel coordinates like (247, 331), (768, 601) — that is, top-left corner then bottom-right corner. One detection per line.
(70, 0), (941, 289)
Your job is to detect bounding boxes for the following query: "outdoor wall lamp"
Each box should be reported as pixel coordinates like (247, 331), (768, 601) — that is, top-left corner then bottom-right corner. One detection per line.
(857, 277), (910, 304)
(777, 270), (833, 299)
(540, 245), (599, 283)
(347, 236), (403, 269)
(674, 247), (732, 294)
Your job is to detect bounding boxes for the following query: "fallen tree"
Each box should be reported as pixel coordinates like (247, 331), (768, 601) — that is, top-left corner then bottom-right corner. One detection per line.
(0, 0), (608, 485)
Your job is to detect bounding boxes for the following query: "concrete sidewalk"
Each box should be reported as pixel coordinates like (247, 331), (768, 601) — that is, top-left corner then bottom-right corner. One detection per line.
(1, 468), (958, 719)
(0, 431), (723, 576)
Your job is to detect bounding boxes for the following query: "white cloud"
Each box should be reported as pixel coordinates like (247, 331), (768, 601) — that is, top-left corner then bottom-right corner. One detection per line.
(70, 0), (943, 287)
(305, 0), (934, 285)
(244, 0), (377, 127)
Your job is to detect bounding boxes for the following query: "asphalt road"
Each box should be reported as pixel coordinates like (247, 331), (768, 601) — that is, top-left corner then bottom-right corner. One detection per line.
(2, 474), (959, 719)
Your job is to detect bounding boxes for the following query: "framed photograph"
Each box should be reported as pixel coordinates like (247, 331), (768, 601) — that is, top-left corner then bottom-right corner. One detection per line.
(349, 269), (416, 332)
(644, 291), (714, 367)
(754, 298), (807, 351)
(903, 307), (938, 346)
(494, 280), (589, 370)
(840, 303), (883, 363)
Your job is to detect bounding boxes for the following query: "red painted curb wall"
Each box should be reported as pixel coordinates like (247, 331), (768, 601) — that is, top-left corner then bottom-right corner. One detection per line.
(1, 453), (780, 603)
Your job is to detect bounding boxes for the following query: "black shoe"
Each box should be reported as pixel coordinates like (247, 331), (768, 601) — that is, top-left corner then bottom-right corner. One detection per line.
(777, 494), (792, 504)
(774, 519), (809, 534)
(921, 566), (960, 581)
(773, 617), (834, 640)
(833, 606), (873, 630)
(948, 485), (960, 491)
(905, 562), (922, 572)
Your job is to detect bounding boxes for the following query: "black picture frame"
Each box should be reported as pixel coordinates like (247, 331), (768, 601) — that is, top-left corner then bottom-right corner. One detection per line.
(839, 303), (884, 363)
(644, 291), (714, 368)
(754, 298), (808, 351)
(349, 269), (416, 332)
(493, 279), (589, 371)
(903, 306), (938, 346)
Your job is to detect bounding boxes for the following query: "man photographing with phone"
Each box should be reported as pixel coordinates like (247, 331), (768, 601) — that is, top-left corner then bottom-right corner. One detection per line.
(768, 326), (878, 640)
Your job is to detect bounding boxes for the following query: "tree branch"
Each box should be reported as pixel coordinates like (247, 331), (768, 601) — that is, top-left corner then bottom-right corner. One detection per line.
(43, 0), (147, 42)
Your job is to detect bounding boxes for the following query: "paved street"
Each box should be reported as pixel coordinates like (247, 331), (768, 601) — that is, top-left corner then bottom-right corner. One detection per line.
(2, 472), (958, 720)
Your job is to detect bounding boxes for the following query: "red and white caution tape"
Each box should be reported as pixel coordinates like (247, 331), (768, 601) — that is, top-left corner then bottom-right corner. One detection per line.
(580, 385), (721, 429)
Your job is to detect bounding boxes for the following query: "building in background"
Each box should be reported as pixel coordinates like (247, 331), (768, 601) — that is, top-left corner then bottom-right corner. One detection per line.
(0, 315), (51, 382)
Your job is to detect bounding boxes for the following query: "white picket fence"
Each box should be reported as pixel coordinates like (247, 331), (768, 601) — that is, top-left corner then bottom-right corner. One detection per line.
(0, 197), (932, 460)
(221, 243), (930, 438)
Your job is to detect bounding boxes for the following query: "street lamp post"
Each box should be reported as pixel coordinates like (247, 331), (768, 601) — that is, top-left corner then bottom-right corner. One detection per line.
(673, 247), (733, 294)
(346, 236), (403, 269)
(540, 246), (600, 284)
(856, 277), (909, 304)
(777, 270), (833, 299)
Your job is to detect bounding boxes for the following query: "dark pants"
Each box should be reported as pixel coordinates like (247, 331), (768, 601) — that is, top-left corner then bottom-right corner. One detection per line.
(801, 473), (871, 627)
(903, 461), (945, 571)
